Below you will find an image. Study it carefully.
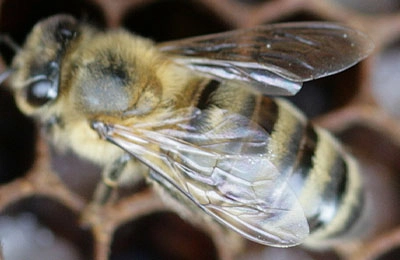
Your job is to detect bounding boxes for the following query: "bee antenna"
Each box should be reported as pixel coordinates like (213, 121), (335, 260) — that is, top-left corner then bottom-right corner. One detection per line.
(0, 34), (21, 53)
(0, 35), (18, 85)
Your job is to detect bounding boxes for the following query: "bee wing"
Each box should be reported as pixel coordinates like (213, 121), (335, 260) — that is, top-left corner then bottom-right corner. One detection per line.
(158, 22), (373, 95)
(93, 108), (309, 247)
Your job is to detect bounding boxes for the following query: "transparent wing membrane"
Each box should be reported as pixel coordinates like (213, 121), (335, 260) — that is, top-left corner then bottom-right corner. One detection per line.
(93, 108), (309, 246)
(158, 22), (373, 96)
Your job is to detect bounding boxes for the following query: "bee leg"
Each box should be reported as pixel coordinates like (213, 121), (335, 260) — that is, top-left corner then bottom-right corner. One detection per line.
(80, 154), (131, 227)
(92, 153), (131, 205)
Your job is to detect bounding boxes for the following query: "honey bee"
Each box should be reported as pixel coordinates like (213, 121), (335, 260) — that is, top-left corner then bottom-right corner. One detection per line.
(1, 14), (373, 248)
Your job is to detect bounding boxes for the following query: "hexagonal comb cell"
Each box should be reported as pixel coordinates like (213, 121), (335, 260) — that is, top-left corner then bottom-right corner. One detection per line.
(1, 0), (400, 259)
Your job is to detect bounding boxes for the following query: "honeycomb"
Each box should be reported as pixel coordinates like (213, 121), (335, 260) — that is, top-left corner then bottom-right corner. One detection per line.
(0, 0), (400, 259)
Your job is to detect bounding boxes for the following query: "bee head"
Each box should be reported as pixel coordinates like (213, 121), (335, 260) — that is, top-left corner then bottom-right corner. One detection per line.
(5, 14), (163, 122)
(5, 14), (79, 115)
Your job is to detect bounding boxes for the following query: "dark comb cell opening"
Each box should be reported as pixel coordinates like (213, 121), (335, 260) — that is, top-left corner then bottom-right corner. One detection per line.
(1, 196), (93, 259)
(339, 125), (400, 173)
(50, 147), (149, 201)
(377, 246), (400, 260)
(110, 211), (218, 260)
(49, 148), (102, 200)
(0, 89), (35, 184)
(287, 65), (362, 118)
(122, 0), (230, 42)
(338, 124), (400, 234)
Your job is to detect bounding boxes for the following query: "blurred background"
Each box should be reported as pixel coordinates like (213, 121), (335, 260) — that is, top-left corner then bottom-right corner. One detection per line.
(0, 0), (400, 259)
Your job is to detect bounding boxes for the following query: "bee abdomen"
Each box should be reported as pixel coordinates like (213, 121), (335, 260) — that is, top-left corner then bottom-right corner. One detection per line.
(269, 99), (363, 246)
(193, 80), (363, 246)
(300, 127), (363, 247)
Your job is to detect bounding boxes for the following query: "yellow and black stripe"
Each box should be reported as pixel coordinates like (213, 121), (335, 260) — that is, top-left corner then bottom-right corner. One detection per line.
(193, 79), (363, 247)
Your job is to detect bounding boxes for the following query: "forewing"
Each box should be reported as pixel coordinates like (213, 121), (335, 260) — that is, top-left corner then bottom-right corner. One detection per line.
(93, 108), (309, 247)
(158, 22), (373, 95)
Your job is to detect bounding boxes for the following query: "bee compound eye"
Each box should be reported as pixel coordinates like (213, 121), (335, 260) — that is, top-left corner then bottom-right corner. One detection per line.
(57, 27), (76, 43)
(26, 79), (57, 107)
(60, 28), (73, 39)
